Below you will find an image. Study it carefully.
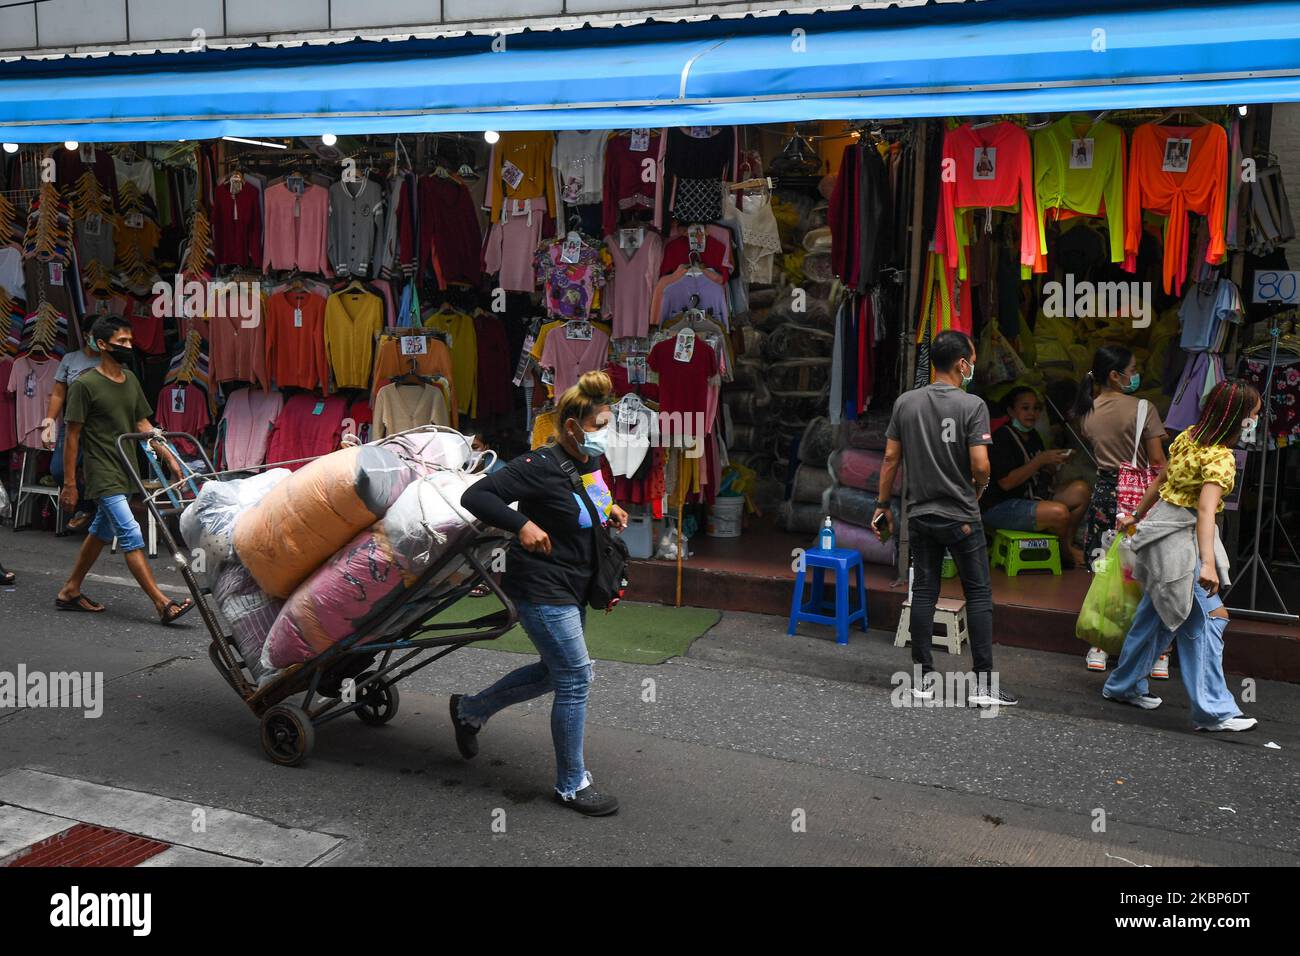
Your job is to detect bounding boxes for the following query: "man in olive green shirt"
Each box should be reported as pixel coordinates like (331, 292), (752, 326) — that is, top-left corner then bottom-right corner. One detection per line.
(55, 316), (195, 624)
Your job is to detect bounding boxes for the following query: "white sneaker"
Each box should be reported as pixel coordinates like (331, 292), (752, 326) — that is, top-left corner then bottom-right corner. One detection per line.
(1150, 654), (1170, 680)
(1085, 647), (1108, 671)
(1103, 690), (1162, 709)
(1197, 716), (1258, 732)
(911, 673), (937, 700)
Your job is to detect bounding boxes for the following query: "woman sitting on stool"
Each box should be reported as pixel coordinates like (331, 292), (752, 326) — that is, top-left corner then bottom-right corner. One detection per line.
(981, 386), (1091, 568)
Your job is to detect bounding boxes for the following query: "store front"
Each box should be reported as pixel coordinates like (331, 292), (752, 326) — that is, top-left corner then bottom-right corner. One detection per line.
(1, 0), (1298, 673)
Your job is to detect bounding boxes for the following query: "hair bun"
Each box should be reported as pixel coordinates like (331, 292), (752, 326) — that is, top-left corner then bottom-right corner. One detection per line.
(578, 369), (614, 399)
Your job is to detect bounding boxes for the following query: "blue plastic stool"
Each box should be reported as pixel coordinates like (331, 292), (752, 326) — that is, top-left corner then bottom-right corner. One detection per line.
(787, 547), (868, 646)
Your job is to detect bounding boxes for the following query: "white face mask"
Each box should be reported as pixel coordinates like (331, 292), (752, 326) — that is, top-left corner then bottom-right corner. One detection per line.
(1240, 417), (1259, 445)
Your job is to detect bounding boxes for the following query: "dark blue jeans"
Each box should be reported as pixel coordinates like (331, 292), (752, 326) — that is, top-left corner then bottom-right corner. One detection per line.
(908, 514), (995, 676)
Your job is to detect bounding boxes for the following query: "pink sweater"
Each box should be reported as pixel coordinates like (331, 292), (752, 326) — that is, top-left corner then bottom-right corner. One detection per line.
(263, 182), (330, 274)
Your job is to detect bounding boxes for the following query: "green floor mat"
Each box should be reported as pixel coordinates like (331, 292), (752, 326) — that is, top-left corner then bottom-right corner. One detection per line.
(428, 598), (720, 665)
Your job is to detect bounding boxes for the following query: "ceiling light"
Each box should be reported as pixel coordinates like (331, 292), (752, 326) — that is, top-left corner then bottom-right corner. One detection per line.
(64, 140), (79, 150)
(484, 130), (500, 144)
(321, 133), (337, 146)
(2, 143), (18, 154)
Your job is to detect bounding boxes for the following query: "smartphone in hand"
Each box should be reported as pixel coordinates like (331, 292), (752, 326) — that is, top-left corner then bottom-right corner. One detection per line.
(872, 510), (891, 543)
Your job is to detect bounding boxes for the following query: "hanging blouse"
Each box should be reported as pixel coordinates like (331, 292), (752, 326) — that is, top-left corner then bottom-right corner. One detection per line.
(1126, 122), (1229, 295)
(1032, 115), (1127, 273)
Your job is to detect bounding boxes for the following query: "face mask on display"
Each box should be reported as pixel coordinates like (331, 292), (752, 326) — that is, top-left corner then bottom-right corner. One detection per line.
(1122, 372), (1141, 394)
(1240, 417), (1259, 445)
(572, 423), (610, 459)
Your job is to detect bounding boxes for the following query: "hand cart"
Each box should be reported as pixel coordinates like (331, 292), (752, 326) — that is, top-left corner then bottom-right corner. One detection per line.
(117, 429), (518, 766)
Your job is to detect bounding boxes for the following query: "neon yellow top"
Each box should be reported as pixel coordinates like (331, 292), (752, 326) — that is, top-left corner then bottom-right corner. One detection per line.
(1033, 115), (1127, 265)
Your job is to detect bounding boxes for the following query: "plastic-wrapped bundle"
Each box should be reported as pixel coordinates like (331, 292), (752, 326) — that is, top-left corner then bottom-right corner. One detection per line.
(778, 500), (824, 535)
(764, 322), (833, 360)
(234, 431), (471, 599)
(730, 424), (758, 452)
(212, 564), (284, 685)
(833, 518), (897, 567)
(768, 358), (831, 397)
(724, 390), (762, 425)
(261, 468), (485, 669)
(797, 417), (836, 467)
(731, 359), (763, 390)
(824, 483), (878, 528)
(791, 464), (833, 504)
(179, 469), (292, 589)
(844, 412), (892, 451)
(827, 447), (904, 492)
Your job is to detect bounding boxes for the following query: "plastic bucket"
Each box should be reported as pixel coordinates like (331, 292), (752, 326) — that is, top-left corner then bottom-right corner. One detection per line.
(707, 496), (745, 537)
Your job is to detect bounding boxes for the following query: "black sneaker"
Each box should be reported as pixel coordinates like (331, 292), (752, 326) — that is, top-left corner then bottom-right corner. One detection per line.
(554, 784), (620, 817)
(448, 694), (479, 759)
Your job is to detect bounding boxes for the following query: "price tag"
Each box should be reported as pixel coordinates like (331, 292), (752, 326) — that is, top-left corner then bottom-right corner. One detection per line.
(618, 401), (639, 425)
(293, 196), (301, 219)
(1069, 138), (1095, 170)
(24, 372), (35, 398)
(540, 366), (555, 387)
(501, 159), (525, 191)
(630, 129), (650, 152)
(83, 213), (102, 237)
(562, 175), (583, 205)
(626, 356), (648, 384)
(1251, 270), (1300, 304)
(687, 224), (706, 254)
(171, 388), (186, 415)
(124, 211), (144, 230)
(674, 327), (696, 363)
(95, 298), (110, 315)
(48, 262), (64, 286)
(972, 147), (997, 181)
(620, 228), (643, 251)
(293, 307), (303, 328)
(687, 127), (715, 139)
(560, 232), (583, 265)
(400, 335), (428, 356)
(565, 320), (593, 341)
(312, 401), (326, 416)
(79, 143), (95, 164)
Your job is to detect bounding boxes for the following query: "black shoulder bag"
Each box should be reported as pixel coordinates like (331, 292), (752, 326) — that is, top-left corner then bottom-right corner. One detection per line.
(560, 458), (630, 611)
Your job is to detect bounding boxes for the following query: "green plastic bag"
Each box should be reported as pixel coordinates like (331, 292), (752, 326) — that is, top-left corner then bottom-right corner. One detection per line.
(1075, 538), (1142, 657)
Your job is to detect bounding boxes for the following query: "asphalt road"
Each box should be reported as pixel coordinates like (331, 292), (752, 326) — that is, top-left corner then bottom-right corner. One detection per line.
(1, 530), (1297, 866)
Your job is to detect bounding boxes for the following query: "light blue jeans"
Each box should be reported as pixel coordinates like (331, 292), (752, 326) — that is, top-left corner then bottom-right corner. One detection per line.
(458, 601), (593, 798)
(1104, 585), (1243, 727)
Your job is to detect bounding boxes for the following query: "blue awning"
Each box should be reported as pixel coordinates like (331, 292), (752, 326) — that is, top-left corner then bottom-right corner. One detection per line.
(1, 1), (1299, 142)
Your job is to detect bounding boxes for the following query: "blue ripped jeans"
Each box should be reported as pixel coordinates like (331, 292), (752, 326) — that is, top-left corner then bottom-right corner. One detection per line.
(1104, 585), (1243, 727)
(458, 602), (593, 798)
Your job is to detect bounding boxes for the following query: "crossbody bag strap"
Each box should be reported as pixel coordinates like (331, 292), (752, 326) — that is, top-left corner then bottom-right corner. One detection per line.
(559, 456), (608, 540)
(1130, 399), (1149, 468)
(1004, 426), (1043, 500)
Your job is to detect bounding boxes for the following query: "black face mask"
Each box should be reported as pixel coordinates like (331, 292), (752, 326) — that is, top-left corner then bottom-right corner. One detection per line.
(105, 345), (133, 365)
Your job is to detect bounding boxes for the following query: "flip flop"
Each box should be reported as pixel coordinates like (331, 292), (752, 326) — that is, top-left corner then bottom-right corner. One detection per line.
(66, 512), (91, 532)
(158, 599), (195, 626)
(55, 593), (105, 612)
(1, 569), (15, 587)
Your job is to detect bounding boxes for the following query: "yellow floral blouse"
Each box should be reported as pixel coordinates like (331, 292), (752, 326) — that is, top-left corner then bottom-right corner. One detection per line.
(1159, 431), (1237, 511)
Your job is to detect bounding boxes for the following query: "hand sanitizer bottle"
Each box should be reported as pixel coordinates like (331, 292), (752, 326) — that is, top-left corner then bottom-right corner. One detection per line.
(820, 517), (836, 551)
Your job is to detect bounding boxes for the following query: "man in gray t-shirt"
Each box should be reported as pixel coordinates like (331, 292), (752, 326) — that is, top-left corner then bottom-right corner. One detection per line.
(44, 342), (105, 527)
(873, 330), (1015, 707)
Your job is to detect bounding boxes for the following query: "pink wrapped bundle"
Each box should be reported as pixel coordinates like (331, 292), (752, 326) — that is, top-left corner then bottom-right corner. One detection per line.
(833, 518), (897, 567)
(262, 469), (483, 669)
(829, 448), (902, 492)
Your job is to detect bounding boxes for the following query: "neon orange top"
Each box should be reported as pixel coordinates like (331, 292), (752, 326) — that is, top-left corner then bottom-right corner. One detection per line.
(1125, 123), (1228, 295)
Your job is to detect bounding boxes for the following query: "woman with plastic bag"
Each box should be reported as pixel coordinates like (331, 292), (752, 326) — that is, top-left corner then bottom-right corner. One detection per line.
(1101, 381), (1261, 733)
(1072, 345), (1168, 672)
(450, 371), (629, 816)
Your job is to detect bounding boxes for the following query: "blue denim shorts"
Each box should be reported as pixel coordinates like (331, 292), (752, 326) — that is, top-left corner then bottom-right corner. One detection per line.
(88, 494), (145, 552)
(982, 497), (1039, 532)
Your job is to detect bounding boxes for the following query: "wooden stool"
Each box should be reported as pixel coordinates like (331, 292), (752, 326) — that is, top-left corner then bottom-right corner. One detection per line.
(894, 597), (968, 655)
(991, 528), (1062, 577)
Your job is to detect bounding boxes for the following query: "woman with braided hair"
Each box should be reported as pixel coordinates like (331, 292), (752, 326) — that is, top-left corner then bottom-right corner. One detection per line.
(1102, 380), (1262, 732)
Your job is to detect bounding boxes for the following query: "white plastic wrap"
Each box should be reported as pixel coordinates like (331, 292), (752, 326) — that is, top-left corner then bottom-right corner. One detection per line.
(179, 469), (292, 589)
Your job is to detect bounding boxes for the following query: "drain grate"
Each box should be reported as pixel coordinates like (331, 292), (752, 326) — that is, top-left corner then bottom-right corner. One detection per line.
(4, 823), (170, 867)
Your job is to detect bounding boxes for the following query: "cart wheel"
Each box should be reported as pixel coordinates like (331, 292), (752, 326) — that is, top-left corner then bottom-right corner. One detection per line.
(354, 672), (400, 726)
(260, 704), (315, 766)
